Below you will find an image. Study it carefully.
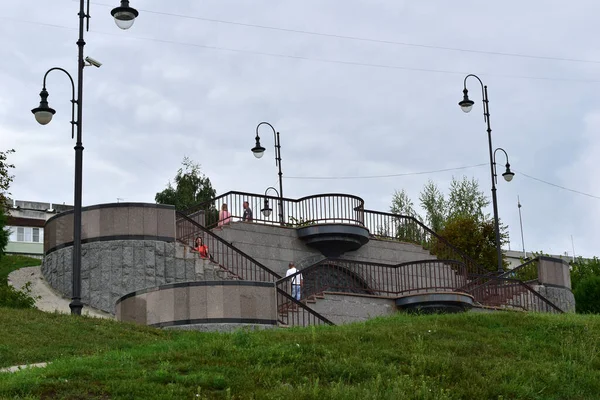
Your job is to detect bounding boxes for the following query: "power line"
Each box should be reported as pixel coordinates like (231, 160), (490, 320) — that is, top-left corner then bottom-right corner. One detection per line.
(91, 1), (600, 66)
(286, 163), (487, 180)
(7, 16), (600, 84)
(514, 170), (600, 200)
(287, 165), (600, 200)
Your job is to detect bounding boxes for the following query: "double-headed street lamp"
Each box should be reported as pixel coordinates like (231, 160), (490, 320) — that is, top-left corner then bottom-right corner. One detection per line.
(251, 122), (284, 224)
(459, 74), (515, 274)
(31, 0), (139, 315)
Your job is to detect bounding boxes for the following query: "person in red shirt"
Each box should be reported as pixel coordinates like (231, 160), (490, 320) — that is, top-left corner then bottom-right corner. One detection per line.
(193, 236), (209, 259)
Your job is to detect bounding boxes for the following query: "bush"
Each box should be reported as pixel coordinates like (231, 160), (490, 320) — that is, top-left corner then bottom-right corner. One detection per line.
(574, 275), (600, 314)
(0, 281), (36, 309)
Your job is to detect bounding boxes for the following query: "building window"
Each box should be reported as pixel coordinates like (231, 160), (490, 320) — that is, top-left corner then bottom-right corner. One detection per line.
(8, 226), (16, 242)
(9, 226), (44, 243)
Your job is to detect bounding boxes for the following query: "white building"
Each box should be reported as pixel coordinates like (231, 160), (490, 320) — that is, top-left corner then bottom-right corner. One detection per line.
(5, 199), (72, 258)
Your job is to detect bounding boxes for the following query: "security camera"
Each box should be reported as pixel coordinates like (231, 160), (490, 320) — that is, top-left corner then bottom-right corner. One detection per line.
(84, 56), (102, 68)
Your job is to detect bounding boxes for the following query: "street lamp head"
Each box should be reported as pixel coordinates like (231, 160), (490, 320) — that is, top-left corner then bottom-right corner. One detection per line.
(251, 136), (266, 158)
(31, 88), (56, 125)
(111, 0), (139, 30)
(458, 88), (474, 113)
(261, 198), (272, 218)
(502, 163), (515, 182)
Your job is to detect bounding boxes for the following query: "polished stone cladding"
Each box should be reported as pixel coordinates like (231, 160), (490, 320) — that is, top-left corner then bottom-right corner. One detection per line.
(43, 202), (176, 254)
(115, 281), (277, 331)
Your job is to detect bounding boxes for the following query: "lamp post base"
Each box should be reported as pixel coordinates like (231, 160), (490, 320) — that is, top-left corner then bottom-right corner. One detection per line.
(69, 299), (83, 315)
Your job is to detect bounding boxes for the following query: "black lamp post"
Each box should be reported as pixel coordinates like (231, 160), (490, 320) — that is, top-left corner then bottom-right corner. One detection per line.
(459, 74), (515, 274)
(261, 186), (280, 220)
(31, 0), (138, 315)
(252, 122), (284, 224)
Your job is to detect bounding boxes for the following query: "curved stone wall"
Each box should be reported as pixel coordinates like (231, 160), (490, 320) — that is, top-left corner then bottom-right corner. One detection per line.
(41, 240), (227, 313)
(40, 202), (214, 314)
(115, 281), (277, 330)
(44, 202), (176, 254)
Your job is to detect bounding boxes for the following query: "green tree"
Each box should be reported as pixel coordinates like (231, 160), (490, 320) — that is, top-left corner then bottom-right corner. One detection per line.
(419, 180), (446, 232)
(570, 256), (600, 291)
(0, 149), (15, 260)
(155, 157), (216, 211)
(390, 189), (423, 242)
(447, 176), (489, 222)
(391, 176), (507, 270)
(434, 214), (508, 272)
(573, 275), (600, 314)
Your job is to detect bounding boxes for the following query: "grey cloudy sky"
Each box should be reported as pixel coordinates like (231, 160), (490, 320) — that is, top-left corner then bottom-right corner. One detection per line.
(1, 0), (599, 258)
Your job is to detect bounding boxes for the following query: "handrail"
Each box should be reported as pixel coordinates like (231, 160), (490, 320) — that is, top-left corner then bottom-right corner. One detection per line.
(362, 208), (492, 276)
(276, 288), (334, 327)
(465, 274), (563, 313)
(179, 190), (365, 229)
(180, 191), (492, 278)
(277, 257), (563, 315)
(276, 258), (469, 300)
(175, 211), (281, 282)
(498, 257), (538, 281)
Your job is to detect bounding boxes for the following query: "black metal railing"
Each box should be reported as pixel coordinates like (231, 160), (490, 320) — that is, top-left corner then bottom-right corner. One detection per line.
(276, 289), (334, 327)
(362, 209), (492, 276)
(181, 191), (365, 229)
(275, 258), (563, 325)
(498, 257), (539, 283)
(275, 258), (472, 327)
(176, 211), (280, 283)
(465, 274), (563, 313)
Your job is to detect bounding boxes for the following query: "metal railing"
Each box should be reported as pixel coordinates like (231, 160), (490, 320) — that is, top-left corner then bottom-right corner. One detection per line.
(362, 209), (492, 276)
(175, 211), (280, 283)
(181, 192), (495, 277)
(279, 258), (468, 299)
(181, 191), (365, 228)
(466, 274), (563, 313)
(275, 258), (563, 326)
(275, 258), (471, 327)
(498, 257), (539, 283)
(276, 289), (334, 327)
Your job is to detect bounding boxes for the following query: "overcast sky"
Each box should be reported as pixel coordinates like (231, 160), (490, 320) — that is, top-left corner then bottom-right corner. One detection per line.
(1, 0), (599, 258)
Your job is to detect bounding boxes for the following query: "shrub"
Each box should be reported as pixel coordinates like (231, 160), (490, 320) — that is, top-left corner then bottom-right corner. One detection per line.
(574, 275), (600, 314)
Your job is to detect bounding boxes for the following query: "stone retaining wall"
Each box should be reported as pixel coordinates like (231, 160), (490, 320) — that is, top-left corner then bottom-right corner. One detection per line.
(533, 285), (576, 313)
(307, 293), (396, 324)
(41, 240), (229, 314)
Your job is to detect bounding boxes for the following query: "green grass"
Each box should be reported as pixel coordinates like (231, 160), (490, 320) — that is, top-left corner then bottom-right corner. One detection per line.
(0, 255), (41, 284)
(0, 310), (599, 399)
(0, 255), (42, 308)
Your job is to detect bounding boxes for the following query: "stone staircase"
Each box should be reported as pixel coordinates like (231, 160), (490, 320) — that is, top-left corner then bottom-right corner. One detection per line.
(174, 242), (240, 282)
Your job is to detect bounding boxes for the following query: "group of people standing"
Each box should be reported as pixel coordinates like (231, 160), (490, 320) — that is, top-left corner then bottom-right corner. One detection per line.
(216, 201), (253, 227)
(192, 200), (254, 258)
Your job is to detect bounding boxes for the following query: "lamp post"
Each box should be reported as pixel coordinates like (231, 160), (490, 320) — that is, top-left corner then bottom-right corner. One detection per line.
(251, 122), (284, 224)
(31, 0), (139, 315)
(261, 186), (280, 221)
(458, 74), (515, 274)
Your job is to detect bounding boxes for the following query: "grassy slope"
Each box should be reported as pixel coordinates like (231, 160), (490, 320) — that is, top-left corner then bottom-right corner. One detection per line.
(0, 309), (599, 399)
(0, 255), (41, 284)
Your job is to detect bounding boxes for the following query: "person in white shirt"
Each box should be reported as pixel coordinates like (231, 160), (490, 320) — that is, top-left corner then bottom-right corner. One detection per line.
(285, 261), (303, 301)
